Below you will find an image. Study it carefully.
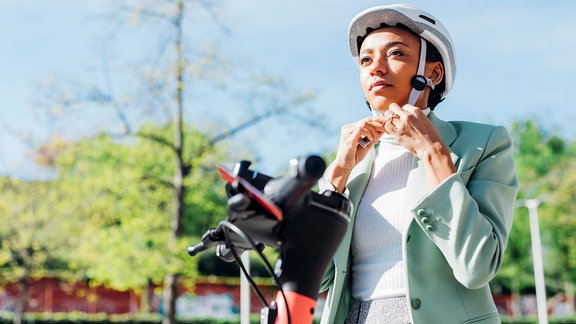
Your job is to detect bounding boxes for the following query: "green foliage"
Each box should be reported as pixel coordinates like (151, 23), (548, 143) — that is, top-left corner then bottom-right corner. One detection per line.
(51, 132), (173, 289)
(497, 118), (576, 299)
(12, 123), (235, 293)
(511, 119), (568, 198)
(493, 206), (536, 293)
(0, 176), (84, 284)
(538, 158), (576, 289)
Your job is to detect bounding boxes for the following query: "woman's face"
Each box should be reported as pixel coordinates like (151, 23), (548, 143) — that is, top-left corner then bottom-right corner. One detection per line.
(359, 27), (422, 111)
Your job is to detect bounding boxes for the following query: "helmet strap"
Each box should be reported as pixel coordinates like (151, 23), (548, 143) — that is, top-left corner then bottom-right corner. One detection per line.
(365, 99), (382, 116)
(408, 38), (435, 106)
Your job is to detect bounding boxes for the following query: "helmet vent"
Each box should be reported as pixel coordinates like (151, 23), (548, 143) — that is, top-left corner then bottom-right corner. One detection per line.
(419, 15), (435, 25)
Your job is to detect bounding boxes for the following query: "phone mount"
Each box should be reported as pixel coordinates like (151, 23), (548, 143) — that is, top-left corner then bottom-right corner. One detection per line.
(188, 155), (351, 324)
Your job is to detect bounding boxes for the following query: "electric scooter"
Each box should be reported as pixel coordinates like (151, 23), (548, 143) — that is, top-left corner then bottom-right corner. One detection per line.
(188, 155), (350, 324)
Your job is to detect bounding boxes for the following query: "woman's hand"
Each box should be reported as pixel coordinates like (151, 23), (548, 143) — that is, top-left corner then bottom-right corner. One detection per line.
(329, 116), (386, 192)
(385, 103), (440, 156)
(386, 103), (456, 189)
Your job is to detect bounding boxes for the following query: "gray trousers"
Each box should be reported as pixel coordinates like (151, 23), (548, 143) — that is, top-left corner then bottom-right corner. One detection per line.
(345, 296), (412, 324)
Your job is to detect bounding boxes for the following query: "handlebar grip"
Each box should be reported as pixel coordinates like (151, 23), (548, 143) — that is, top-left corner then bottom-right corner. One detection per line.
(187, 227), (224, 256)
(263, 155), (326, 209)
(187, 242), (208, 256)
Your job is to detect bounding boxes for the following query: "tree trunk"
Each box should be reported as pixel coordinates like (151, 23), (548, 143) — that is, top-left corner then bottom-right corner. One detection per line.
(162, 273), (180, 324)
(511, 275), (521, 317)
(14, 268), (31, 324)
(565, 280), (575, 315)
(162, 0), (185, 323)
(139, 281), (152, 314)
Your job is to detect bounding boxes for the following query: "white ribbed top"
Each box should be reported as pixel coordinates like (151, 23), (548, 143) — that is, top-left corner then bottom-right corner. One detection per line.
(351, 134), (413, 301)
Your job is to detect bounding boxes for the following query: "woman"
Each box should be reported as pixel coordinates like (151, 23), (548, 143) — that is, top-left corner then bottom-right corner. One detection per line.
(318, 4), (518, 324)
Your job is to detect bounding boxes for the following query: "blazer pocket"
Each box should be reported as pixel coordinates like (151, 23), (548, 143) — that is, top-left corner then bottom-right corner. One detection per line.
(458, 167), (475, 185)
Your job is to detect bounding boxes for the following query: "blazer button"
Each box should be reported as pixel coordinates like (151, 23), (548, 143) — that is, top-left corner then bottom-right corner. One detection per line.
(421, 216), (430, 224)
(416, 209), (428, 216)
(425, 225), (435, 231)
(411, 298), (421, 310)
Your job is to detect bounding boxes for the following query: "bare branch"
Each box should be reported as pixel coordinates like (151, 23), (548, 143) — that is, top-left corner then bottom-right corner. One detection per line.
(208, 108), (280, 145)
(100, 52), (132, 134)
(141, 174), (174, 189)
(196, 0), (232, 36)
(134, 131), (175, 151)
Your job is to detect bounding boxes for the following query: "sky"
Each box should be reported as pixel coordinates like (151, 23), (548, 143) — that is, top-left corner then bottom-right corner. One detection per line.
(1, 0), (576, 179)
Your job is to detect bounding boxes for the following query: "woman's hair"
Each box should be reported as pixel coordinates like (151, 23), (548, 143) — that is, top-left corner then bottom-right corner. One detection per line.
(425, 39), (445, 110)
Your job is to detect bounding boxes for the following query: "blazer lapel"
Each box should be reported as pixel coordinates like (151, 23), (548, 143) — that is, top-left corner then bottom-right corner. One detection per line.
(429, 112), (457, 148)
(429, 111), (460, 168)
(331, 147), (376, 268)
(347, 148), (376, 210)
(405, 112), (460, 207)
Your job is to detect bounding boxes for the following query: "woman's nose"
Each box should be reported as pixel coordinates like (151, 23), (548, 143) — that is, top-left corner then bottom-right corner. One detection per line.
(369, 56), (387, 75)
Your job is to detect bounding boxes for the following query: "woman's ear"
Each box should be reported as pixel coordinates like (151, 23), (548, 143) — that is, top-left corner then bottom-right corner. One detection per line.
(427, 61), (444, 86)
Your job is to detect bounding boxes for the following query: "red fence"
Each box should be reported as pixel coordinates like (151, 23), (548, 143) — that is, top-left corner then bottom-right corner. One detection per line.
(0, 277), (277, 315)
(3, 278), (561, 318)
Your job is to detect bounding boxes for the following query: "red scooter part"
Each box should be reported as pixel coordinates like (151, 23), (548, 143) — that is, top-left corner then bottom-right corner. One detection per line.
(274, 291), (316, 324)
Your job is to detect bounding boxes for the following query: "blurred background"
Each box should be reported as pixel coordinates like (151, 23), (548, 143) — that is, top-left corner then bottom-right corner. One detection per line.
(1, 0), (575, 323)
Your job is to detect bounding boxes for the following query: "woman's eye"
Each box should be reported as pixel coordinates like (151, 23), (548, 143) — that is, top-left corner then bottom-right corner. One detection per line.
(360, 57), (372, 64)
(389, 50), (404, 56)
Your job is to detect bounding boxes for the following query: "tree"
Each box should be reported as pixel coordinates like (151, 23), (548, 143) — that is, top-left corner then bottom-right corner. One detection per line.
(536, 148), (576, 315)
(37, 124), (230, 312)
(0, 175), (84, 324)
(511, 119), (566, 197)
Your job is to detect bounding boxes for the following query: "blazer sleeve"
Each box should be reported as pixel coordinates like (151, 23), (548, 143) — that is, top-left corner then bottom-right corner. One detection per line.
(317, 173), (343, 293)
(410, 125), (518, 289)
(318, 260), (336, 293)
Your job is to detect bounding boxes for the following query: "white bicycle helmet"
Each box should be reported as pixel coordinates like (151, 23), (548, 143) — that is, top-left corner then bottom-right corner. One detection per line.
(348, 4), (456, 101)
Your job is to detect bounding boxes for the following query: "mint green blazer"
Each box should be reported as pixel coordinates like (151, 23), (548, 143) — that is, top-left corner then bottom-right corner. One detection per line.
(318, 112), (518, 324)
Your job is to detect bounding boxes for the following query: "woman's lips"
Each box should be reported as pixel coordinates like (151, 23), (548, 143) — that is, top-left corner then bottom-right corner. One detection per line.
(369, 80), (391, 91)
